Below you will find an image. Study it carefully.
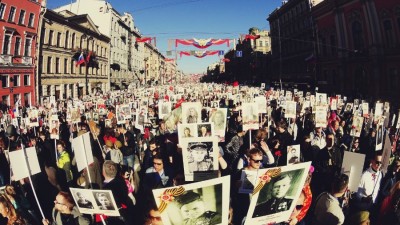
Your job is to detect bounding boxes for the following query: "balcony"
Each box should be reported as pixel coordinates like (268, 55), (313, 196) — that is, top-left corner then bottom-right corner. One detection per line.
(0, 55), (12, 65)
(22, 56), (33, 65)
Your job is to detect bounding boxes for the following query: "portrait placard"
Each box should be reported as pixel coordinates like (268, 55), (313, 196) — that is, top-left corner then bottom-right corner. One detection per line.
(330, 97), (337, 110)
(49, 116), (60, 140)
(209, 108), (227, 141)
(180, 137), (219, 181)
(70, 188), (120, 216)
(374, 102), (383, 121)
(255, 96), (267, 114)
(287, 145), (301, 165)
(71, 133), (94, 172)
(242, 103), (259, 131)
(341, 151), (365, 192)
(181, 102), (202, 124)
(350, 116), (364, 137)
(362, 103), (369, 117)
(315, 106), (327, 128)
(28, 109), (39, 127)
(152, 176), (230, 225)
(245, 162), (311, 225)
(284, 101), (296, 119)
(376, 118), (384, 151)
(9, 147), (41, 181)
(159, 100), (172, 119)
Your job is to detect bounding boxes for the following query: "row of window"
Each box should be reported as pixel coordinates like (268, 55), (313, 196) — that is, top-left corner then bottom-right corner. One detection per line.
(44, 56), (108, 76)
(0, 3), (35, 27)
(1, 74), (31, 88)
(2, 92), (31, 106)
(2, 33), (32, 56)
(45, 29), (108, 58)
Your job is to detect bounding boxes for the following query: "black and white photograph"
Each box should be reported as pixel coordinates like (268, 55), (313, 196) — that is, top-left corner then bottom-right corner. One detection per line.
(178, 124), (198, 141)
(197, 123), (213, 137)
(350, 116), (364, 137)
(341, 151), (365, 192)
(28, 109), (39, 127)
(49, 116), (60, 140)
(159, 100), (172, 119)
(315, 93), (327, 105)
(315, 106), (327, 128)
(287, 145), (300, 165)
(376, 119), (384, 151)
(209, 108), (227, 141)
(242, 103), (259, 131)
(70, 188), (120, 216)
(182, 102), (202, 124)
(254, 96), (267, 114)
(284, 101), (296, 119)
(94, 191), (115, 210)
(152, 176), (230, 225)
(180, 137), (219, 181)
(245, 162), (311, 225)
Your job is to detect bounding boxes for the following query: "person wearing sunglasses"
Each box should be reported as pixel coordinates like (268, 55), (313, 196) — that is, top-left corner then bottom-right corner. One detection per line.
(42, 191), (91, 225)
(143, 154), (174, 190)
(355, 154), (383, 211)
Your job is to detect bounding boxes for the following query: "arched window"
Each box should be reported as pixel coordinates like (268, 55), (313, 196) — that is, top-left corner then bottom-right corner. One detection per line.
(65, 31), (69, 48)
(352, 21), (364, 50)
(71, 33), (75, 49)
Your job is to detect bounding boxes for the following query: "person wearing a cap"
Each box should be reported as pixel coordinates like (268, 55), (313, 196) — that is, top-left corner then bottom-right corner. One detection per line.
(176, 191), (221, 225)
(187, 143), (213, 172)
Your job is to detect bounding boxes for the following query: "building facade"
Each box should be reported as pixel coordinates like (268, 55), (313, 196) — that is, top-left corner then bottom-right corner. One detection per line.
(312, 0), (400, 104)
(0, 0), (43, 107)
(267, 0), (322, 85)
(39, 9), (110, 100)
(54, 0), (133, 90)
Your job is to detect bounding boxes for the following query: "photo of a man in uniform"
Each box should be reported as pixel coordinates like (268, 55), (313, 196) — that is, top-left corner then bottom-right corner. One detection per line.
(252, 174), (293, 218)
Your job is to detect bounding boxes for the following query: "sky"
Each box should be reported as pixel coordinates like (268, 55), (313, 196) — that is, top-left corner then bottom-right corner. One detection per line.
(46, 0), (282, 75)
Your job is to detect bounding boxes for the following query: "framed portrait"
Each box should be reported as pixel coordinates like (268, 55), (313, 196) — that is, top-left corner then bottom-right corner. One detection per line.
(375, 118), (384, 151)
(209, 108), (227, 142)
(350, 116), (364, 137)
(181, 102), (202, 125)
(180, 137), (219, 181)
(70, 188), (120, 216)
(178, 124), (198, 143)
(71, 107), (81, 124)
(28, 109), (39, 127)
(152, 176), (230, 225)
(287, 145), (301, 165)
(197, 123), (214, 138)
(254, 96), (267, 114)
(158, 100), (172, 119)
(284, 101), (296, 119)
(245, 162), (311, 225)
(49, 116), (60, 140)
(242, 103), (259, 131)
(315, 106), (327, 128)
(374, 102), (383, 121)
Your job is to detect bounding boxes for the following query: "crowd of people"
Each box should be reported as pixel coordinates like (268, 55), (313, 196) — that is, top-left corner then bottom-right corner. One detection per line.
(0, 83), (399, 225)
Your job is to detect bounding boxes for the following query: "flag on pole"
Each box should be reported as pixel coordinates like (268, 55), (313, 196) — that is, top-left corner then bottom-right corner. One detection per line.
(76, 53), (85, 67)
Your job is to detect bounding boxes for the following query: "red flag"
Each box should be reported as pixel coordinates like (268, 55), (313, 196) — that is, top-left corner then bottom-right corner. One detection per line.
(86, 51), (91, 63)
(136, 37), (152, 43)
(233, 81), (239, 87)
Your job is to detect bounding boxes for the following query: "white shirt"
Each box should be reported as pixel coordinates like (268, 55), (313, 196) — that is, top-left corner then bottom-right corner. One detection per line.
(357, 167), (382, 203)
